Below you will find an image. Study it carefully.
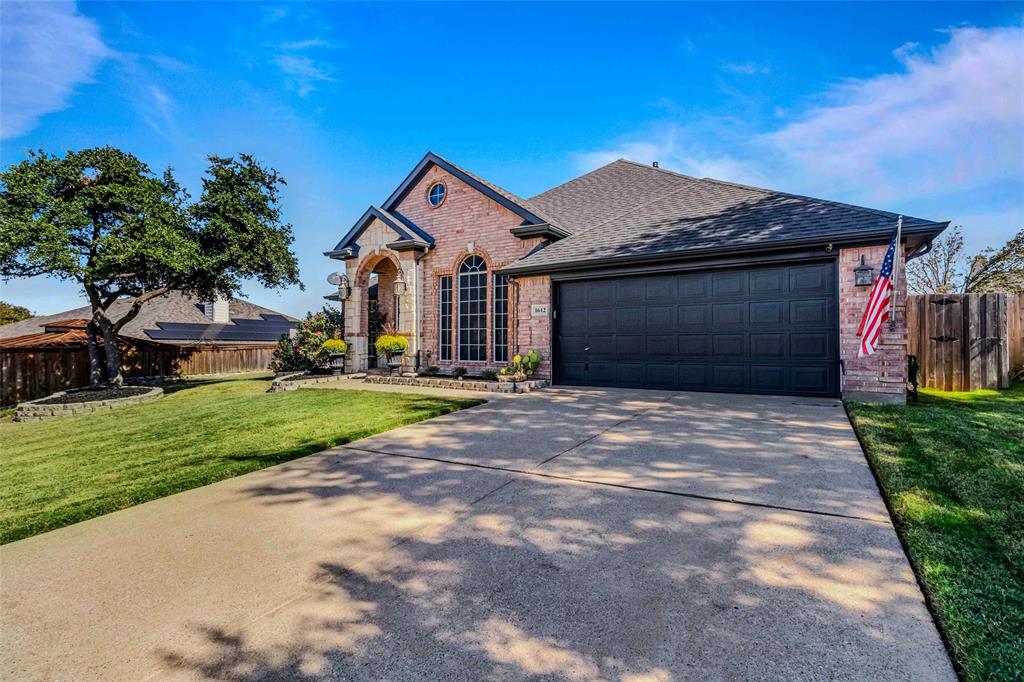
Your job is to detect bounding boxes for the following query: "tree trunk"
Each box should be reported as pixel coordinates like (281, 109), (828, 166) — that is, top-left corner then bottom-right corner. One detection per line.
(85, 320), (104, 387)
(98, 318), (125, 387)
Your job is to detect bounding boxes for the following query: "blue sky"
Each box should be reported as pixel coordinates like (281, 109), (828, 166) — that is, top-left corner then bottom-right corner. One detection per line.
(2, 1), (1022, 316)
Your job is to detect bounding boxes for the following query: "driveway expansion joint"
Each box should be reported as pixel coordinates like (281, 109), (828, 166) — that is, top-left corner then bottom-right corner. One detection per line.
(340, 444), (889, 525)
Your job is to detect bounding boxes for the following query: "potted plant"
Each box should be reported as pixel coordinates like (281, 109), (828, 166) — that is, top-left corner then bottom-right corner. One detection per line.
(374, 323), (409, 376)
(501, 349), (542, 383)
(323, 338), (349, 375)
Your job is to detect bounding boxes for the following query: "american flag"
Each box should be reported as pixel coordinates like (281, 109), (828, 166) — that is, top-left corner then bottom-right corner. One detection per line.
(856, 219), (902, 357)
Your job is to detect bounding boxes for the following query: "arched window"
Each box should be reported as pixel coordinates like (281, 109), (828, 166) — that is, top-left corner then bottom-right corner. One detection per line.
(458, 255), (487, 361)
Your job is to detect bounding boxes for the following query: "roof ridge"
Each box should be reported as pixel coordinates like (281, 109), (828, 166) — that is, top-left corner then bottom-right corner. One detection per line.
(615, 158), (701, 182)
(698, 177), (933, 224)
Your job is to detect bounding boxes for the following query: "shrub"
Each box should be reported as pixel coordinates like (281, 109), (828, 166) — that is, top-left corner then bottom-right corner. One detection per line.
(269, 307), (343, 371)
(451, 366), (468, 379)
(507, 349), (542, 378)
(480, 369), (498, 381)
(418, 366), (440, 377)
(322, 338), (348, 355)
(375, 334), (409, 355)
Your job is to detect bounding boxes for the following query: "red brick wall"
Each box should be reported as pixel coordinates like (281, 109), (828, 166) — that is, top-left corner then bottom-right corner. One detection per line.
(512, 275), (552, 379)
(395, 165), (544, 372)
(839, 244), (908, 399)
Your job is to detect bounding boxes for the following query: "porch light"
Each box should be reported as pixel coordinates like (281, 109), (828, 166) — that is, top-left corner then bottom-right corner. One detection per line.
(327, 272), (350, 300)
(393, 270), (407, 296)
(854, 255), (875, 287)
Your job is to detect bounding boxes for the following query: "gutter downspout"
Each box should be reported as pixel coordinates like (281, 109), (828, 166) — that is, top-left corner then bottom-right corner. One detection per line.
(413, 249), (429, 370)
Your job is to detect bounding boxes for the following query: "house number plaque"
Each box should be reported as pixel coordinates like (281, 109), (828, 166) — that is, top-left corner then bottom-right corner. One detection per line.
(531, 304), (549, 317)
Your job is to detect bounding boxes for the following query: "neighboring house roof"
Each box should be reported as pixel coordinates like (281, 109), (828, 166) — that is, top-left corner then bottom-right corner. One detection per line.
(0, 292), (297, 346)
(0, 320), (90, 349)
(501, 159), (949, 275)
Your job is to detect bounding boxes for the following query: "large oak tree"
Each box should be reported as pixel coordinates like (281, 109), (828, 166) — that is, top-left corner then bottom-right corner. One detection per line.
(0, 147), (301, 386)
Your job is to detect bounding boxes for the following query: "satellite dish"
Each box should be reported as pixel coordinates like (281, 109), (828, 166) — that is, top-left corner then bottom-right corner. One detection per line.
(327, 272), (343, 286)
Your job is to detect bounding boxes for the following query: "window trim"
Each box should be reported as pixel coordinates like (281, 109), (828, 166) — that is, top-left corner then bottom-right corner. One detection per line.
(493, 273), (509, 364)
(439, 275), (452, 361)
(457, 255), (488, 362)
(427, 181), (447, 208)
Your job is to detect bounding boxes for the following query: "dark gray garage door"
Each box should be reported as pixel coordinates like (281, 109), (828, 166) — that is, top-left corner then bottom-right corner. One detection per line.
(555, 261), (839, 397)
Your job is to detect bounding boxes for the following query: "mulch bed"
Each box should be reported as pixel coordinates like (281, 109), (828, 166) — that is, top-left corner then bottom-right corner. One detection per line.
(36, 387), (152, 405)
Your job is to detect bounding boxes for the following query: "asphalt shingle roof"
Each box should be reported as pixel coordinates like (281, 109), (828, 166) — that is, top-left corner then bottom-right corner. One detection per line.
(0, 292), (296, 344)
(502, 159), (947, 274)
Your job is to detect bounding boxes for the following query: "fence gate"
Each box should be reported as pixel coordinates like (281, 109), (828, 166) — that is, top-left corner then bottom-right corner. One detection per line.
(906, 293), (1021, 392)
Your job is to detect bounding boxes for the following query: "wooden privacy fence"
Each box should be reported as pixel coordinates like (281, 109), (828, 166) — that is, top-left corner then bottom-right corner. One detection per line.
(907, 293), (1023, 392)
(1, 343), (277, 406)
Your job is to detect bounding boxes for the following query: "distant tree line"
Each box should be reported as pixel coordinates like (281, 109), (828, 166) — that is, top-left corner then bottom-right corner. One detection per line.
(907, 226), (1024, 295)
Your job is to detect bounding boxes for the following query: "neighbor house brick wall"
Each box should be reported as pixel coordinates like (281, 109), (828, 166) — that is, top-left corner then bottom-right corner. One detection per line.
(393, 165), (544, 371)
(839, 244), (908, 402)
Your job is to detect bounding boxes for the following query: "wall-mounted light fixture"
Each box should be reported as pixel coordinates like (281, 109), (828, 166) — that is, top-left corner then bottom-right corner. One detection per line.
(327, 272), (350, 300)
(393, 270), (407, 296)
(854, 255), (875, 286)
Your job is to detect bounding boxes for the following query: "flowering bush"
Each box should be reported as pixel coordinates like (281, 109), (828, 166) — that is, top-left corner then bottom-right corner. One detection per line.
(269, 307), (344, 372)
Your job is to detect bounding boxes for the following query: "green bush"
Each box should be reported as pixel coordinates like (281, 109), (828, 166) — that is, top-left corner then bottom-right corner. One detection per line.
(451, 366), (468, 379)
(375, 334), (409, 355)
(480, 369), (498, 381)
(506, 349), (542, 378)
(418, 366), (440, 377)
(322, 338), (348, 354)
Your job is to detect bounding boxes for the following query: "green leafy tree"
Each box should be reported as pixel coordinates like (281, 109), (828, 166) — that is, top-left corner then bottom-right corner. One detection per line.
(0, 147), (301, 386)
(0, 301), (32, 325)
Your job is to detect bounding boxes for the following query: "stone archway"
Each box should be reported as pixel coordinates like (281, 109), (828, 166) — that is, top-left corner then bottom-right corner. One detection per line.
(349, 253), (403, 371)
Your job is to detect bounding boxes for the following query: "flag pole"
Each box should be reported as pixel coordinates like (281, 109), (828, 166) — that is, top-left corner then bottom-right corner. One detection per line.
(888, 215), (903, 331)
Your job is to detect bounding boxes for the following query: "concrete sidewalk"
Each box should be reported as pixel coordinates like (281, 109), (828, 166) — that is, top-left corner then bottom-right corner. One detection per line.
(0, 388), (954, 681)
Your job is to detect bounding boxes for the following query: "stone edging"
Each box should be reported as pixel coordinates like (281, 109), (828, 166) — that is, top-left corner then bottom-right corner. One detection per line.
(364, 376), (549, 393)
(15, 387), (164, 422)
(267, 372), (366, 393)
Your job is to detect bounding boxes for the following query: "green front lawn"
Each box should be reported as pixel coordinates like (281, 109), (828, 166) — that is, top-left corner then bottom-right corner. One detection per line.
(0, 375), (481, 545)
(847, 384), (1023, 682)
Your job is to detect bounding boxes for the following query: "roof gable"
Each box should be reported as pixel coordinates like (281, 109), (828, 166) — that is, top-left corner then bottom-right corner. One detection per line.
(382, 152), (556, 227)
(327, 205), (435, 257)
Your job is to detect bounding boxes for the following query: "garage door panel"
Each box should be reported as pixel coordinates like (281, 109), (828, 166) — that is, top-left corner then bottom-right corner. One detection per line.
(645, 364), (677, 387)
(791, 333), (831, 359)
(712, 271), (747, 298)
(646, 306), (676, 329)
(676, 273), (707, 297)
(792, 366), (831, 393)
(750, 333), (785, 358)
(615, 335), (643, 356)
(678, 364), (710, 387)
(646, 277), (677, 301)
(678, 335), (707, 356)
(712, 365), (747, 389)
(750, 366), (787, 390)
(615, 279), (644, 302)
(790, 299), (831, 326)
(588, 308), (615, 331)
(678, 305), (707, 326)
(646, 335), (676, 356)
(712, 334), (746, 356)
(555, 261), (837, 397)
(712, 303), (746, 327)
(750, 268), (785, 294)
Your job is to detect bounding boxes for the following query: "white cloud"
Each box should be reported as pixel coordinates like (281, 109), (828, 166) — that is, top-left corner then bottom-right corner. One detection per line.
(275, 54), (334, 97)
(765, 25), (1024, 202)
(0, 1), (111, 139)
(279, 38), (341, 50)
(574, 24), (1024, 212)
(723, 62), (771, 75)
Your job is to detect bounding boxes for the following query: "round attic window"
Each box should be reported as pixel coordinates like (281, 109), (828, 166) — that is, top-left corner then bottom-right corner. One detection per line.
(427, 182), (446, 207)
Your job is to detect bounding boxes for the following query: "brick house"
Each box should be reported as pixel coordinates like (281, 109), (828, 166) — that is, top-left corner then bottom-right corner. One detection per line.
(326, 152), (948, 403)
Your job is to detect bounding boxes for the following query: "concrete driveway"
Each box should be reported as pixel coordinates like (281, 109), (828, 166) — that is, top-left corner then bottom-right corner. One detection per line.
(0, 388), (954, 681)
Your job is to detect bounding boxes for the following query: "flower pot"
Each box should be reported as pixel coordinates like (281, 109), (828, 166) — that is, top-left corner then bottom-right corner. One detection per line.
(385, 352), (404, 376)
(328, 353), (346, 376)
